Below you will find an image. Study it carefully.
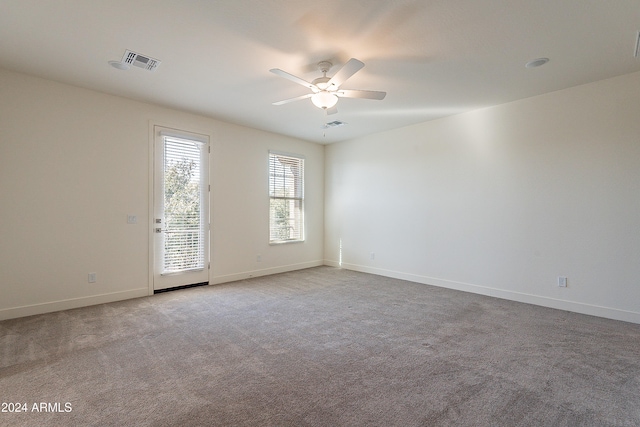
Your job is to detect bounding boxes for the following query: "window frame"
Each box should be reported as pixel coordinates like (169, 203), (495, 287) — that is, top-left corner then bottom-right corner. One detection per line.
(268, 150), (305, 244)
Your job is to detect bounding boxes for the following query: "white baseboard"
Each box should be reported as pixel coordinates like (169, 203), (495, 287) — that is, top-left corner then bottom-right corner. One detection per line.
(211, 260), (324, 285)
(0, 288), (149, 321)
(0, 261), (324, 321)
(327, 260), (640, 325)
(6, 261), (637, 325)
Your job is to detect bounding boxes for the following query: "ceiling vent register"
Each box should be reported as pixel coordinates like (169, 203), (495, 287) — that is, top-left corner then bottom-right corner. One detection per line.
(323, 121), (347, 128)
(122, 50), (161, 71)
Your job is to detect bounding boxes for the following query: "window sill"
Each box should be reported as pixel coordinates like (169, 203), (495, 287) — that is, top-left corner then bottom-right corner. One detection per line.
(269, 239), (305, 245)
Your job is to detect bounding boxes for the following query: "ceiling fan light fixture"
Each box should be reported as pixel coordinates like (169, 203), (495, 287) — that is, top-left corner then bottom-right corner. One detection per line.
(311, 91), (338, 109)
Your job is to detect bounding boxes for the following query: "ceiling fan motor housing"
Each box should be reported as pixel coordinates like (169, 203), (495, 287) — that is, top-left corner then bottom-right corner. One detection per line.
(312, 76), (331, 91)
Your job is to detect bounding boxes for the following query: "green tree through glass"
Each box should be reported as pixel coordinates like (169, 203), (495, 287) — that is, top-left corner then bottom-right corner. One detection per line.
(164, 157), (201, 271)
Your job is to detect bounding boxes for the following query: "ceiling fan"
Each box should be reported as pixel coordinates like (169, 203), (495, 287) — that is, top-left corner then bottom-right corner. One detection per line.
(270, 58), (386, 115)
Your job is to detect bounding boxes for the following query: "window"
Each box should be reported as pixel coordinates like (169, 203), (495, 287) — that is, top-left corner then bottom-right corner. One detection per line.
(269, 151), (304, 243)
(162, 135), (207, 273)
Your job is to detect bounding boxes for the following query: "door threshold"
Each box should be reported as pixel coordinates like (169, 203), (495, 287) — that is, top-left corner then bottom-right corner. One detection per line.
(154, 282), (209, 294)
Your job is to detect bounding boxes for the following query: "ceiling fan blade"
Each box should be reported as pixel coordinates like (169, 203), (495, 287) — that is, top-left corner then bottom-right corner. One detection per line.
(270, 68), (316, 90)
(325, 105), (338, 115)
(335, 89), (386, 100)
(327, 58), (364, 89)
(272, 93), (313, 106)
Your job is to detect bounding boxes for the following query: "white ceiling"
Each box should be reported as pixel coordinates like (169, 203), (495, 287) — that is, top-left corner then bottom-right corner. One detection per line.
(1, 0), (639, 144)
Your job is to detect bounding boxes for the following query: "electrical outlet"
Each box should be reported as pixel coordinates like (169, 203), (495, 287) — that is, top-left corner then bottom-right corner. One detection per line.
(557, 276), (567, 287)
(88, 272), (97, 283)
(127, 215), (137, 224)
(370, 252), (375, 260)
(256, 254), (261, 262)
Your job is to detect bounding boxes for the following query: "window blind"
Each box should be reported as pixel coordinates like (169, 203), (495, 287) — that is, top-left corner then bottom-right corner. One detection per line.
(269, 152), (304, 242)
(163, 136), (205, 273)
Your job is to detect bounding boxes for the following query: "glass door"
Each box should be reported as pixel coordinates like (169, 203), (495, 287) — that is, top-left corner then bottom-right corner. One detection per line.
(153, 126), (209, 291)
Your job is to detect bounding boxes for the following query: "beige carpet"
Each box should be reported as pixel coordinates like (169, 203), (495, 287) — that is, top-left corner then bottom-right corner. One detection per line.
(1, 266), (639, 426)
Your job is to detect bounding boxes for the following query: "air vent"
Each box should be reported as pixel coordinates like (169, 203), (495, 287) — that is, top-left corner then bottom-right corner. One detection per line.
(322, 120), (347, 129)
(121, 50), (161, 71)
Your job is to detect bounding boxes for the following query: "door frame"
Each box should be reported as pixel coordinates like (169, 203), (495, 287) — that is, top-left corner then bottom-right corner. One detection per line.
(148, 122), (213, 295)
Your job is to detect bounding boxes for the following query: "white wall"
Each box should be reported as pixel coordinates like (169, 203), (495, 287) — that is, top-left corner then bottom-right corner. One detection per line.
(0, 68), (324, 319)
(325, 71), (640, 324)
(209, 122), (324, 283)
(3, 66), (639, 324)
